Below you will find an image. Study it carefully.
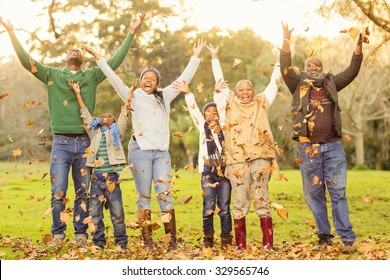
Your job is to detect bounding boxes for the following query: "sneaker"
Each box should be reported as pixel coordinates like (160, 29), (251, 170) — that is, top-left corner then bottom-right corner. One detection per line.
(47, 234), (65, 248)
(341, 241), (356, 254)
(312, 235), (332, 252)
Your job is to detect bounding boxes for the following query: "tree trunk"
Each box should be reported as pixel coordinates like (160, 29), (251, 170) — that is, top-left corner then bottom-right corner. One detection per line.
(185, 147), (195, 167)
(355, 131), (365, 166)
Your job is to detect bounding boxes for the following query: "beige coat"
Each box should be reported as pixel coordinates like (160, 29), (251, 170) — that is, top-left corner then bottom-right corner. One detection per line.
(80, 106), (129, 168)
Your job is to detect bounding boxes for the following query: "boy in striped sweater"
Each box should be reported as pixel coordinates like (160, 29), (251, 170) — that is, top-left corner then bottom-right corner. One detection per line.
(69, 80), (134, 250)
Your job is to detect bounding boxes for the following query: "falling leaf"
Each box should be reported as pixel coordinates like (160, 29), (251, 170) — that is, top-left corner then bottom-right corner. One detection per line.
(298, 136), (311, 143)
(12, 148), (22, 158)
(48, 81), (53, 86)
(275, 173), (288, 181)
(181, 195), (192, 205)
(204, 182), (219, 188)
(81, 200), (87, 212)
(27, 120), (33, 126)
(184, 163), (194, 170)
(312, 175), (320, 185)
(63, 100), (68, 106)
(161, 212), (172, 223)
(60, 211), (70, 224)
(30, 57), (38, 73)
(300, 86), (309, 99)
(292, 158), (304, 165)
(42, 207), (53, 218)
(197, 82), (204, 93)
(172, 132), (183, 137)
(7, 134), (14, 143)
(80, 168), (88, 176)
(106, 180), (116, 192)
(348, 27), (359, 39)
(36, 128), (45, 136)
(271, 203), (288, 221)
(94, 157), (105, 167)
(232, 58), (242, 68)
(0, 92), (9, 100)
(345, 134), (352, 143)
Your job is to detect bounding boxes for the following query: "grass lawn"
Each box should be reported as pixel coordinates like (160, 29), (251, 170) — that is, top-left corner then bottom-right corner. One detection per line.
(0, 161), (389, 260)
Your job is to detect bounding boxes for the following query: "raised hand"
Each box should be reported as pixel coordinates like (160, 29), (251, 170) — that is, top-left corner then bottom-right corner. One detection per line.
(125, 80), (138, 109)
(82, 44), (100, 60)
(129, 12), (146, 34)
(68, 80), (80, 95)
(281, 21), (294, 51)
(206, 43), (219, 59)
(192, 39), (206, 58)
(0, 16), (14, 32)
(214, 78), (229, 94)
(172, 80), (190, 95)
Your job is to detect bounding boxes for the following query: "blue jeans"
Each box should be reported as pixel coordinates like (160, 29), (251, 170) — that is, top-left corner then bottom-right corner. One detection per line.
(128, 139), (173, 211)
(50, 135), (91, 237)
(89, 172), (128, 248)
(297, 140), (356, 242)
(201, 173), (232, 236)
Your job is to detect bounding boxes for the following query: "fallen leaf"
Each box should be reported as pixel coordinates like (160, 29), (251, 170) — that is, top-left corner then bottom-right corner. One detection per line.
(181, 195), (192, 205)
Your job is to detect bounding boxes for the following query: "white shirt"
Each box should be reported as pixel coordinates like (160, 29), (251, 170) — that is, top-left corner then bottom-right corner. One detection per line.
(97, 56), (201, 151)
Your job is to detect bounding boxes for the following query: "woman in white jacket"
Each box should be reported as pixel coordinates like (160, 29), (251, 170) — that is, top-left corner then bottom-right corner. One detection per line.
(84, 40), (205, 251)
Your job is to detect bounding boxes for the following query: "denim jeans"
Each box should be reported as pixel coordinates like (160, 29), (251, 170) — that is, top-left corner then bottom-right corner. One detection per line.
(128, 139), (173, 211)
(89, 172), (128, 248)
(297, 140), (356, 242)
(201, 173), (232, 236)
(50, 135), (91, 237)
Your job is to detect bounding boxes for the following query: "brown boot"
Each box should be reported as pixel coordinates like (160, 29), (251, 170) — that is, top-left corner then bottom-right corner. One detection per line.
(162, 209), (178, 250)
(139, 209), (155, 250)
(203, 233), (214, 248)
(220, 234), (233, 249)
(234, 218), (246, 250)
(260, 217), (273, 250)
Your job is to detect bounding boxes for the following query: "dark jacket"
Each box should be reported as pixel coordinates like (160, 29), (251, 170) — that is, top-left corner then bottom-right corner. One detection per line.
(280, 50), (363, 139)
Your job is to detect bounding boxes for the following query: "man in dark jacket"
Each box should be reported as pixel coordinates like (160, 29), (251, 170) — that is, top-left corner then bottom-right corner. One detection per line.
(280, 22), (366, 254)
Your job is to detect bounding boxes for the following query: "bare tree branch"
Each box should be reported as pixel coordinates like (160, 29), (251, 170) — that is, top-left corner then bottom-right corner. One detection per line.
(48, 0), (60, 39)
(353, 0), (390, 33)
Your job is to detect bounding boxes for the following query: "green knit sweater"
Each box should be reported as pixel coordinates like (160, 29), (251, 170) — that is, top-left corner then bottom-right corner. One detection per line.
(10, 33), (134, 134)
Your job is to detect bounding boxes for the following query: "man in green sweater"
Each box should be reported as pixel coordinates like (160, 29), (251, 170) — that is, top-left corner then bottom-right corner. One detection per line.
(0, 13), (144, 248)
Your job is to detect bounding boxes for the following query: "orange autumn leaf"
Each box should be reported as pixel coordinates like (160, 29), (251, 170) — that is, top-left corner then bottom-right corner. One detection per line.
(181, 195), (192, 205)
(298, 136), (311, 143)
(63, 100), (68, 106)
(60, 211), (70, 224)
(275, 173), (288, 181)
(12, 148), (22, 158)
(292, 158), (304, 165)
(27, 120), (33, 126)
(172, 131), (183, 137)
(184, 163), (194, 170)
(94, 157), (105, 167)
(204, 182), (219, 188)
(30, 57), (38, 73)
(80, 168), (88, 176)
(0, 92), (9, 100)
(312, 175), (320, 185)
(345, 134), (352, 143)
(197, 82), (204, 93)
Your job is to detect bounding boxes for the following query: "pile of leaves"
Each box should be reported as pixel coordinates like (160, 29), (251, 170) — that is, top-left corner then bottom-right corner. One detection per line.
(1, 234), (389, 260)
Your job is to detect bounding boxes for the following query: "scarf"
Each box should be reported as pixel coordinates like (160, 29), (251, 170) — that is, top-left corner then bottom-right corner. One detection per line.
(89, 118), (120, 150)
(204, 122), (225, 172)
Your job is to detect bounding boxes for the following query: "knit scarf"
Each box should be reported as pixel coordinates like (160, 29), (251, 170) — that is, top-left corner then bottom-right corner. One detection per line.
(89, 118), (120, 150)
(204, 122), (225, 172)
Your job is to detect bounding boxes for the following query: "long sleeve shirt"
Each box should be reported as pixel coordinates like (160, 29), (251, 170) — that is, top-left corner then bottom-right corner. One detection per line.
(97, 56), (201, 151)
(9, 32), (135, 134)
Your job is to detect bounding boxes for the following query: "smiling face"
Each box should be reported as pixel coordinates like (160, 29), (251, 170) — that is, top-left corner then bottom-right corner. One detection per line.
(204, 106), (220, 129)
(305, 57), (324, 78)
(235, 80), (254, 103)
(100, 113), (115, 127)
(65, 48), (83, 65)
(141, 71), (158, 94)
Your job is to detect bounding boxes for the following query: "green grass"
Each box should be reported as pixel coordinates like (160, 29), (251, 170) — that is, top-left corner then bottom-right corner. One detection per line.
(0, 161), (390, 259)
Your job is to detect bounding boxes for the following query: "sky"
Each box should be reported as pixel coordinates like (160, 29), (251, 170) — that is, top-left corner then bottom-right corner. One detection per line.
(0, 0), (354, 57)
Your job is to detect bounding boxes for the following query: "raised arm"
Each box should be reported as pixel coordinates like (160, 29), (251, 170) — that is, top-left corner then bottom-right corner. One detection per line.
(264, 48), (281, 105)
(207, 43), (224, 83)
(0, 17), (48, 83)
(68, 81), (93, 129)
(163, 39), (205, 103)
(173, 80), (205, 131)
(279, 21), (300, 94)
(213, 79), (229, 127)
(95, 12), (145, 83)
